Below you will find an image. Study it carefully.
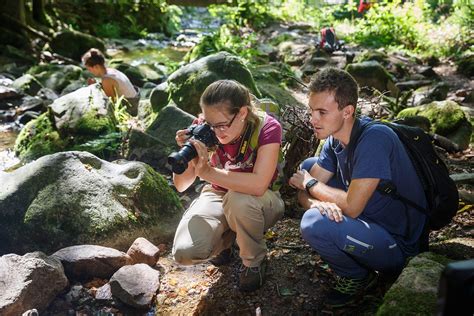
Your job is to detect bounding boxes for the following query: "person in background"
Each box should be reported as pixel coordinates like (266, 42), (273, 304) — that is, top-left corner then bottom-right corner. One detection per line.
(172, 80), (285, 292)
(81, 48), (139, 116)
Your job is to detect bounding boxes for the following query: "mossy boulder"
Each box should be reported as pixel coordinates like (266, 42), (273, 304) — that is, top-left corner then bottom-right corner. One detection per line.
(355, 50), (389, 64)
(12, 74), (43, 96)
(15, 85), (118, 161)
(346, 61), (399, 96)
(50, 30), (105, 62)
(128, 104), (196, 171)
(0, 151), (183, 255)
(377, 252), (451, 315)
(167, 52), (260, 115)
(115, 63), (146, 87)
(456, 51), (474, 77)
(150, 82), (169, 112)
(27, 64), (84, 94)
(397, 100), (472, 149)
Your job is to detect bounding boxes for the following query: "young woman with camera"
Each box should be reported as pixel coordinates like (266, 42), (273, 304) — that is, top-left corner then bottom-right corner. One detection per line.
(172, 80), (284, 292)
(81, 48), (139, 115)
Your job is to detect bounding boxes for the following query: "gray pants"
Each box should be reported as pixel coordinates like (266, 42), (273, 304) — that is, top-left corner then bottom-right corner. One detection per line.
(172, 185), (284, 267)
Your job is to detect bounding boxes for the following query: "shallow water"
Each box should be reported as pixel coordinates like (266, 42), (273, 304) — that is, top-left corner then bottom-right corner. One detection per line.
(0, 126), (20, 171)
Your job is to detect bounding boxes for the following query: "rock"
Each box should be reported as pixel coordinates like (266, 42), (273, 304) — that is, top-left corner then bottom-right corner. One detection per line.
(115, 63), (146, 87)
(109, 264), (160, 309)
(127, 237), (160, 266)
(150, 82), (170, 112)
(167, 52), (260, 115)
(0, 252), (68, 315)
(127, 104), (195, 170)
(396, 80), (432, 91)
(50, 30), (105, 62)
(95, 283), (113, 301)
(355, 50), (389, 64)
(456, 52), (474, 77)
(430, 238), (474, 260)
(377, 252), (450, 315)
(14, 85), (117, 161)
(301, 56), (330, 77)
(60, 80), (86, 96)
(27, 64), (83, 93)
(345, 61), (399, 96)
(18, 111), (40, 125)
(418, 66), (439, 79)
(277, 41), (310, 66)
(427, 82), (449, 101)
(0, 151), (183, 254)
(36, 88), (59, 105)
(12, 74), (43, 96)
(0, 85), (21, 102)
(52, 245), (132, 280)
(397, 100), (472, 150)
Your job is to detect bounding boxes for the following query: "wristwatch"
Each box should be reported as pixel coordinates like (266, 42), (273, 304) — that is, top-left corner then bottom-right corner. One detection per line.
(305, 178), (319, 195)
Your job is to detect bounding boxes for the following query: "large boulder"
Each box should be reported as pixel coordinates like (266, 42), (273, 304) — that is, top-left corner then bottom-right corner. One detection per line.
(50, 30), (105, 62)
(456, 51), (474, 77)
(397, 100), (472, 150)
(14, 85), (118, 161)
(346, 61), (399, 96)
(0, 252), (68, 315)
(166, 51), (260, 115)
(0, 151), (183, 254)
(128, 104), (196, 170)
(377, 252), (450, 315)
(27, 64), (84, 93)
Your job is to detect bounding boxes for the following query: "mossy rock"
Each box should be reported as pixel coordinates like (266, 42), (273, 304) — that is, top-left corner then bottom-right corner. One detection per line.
(397, 100), (472, 149)
(167, 51), (260, 116)
(456, 51), (474, 77)
(355, 50), (389, 64)
(0, 151), (183, 254)
(377, 252), (450, 316)
(346, 61), (399, 97)
(14, 112), (66, 161)
(149, 82), (169, 112)
(27, 64), (83, 93)
(115, 63), (146, 87)
(50, 30), (105, 62)
(12, 74), (43, 96)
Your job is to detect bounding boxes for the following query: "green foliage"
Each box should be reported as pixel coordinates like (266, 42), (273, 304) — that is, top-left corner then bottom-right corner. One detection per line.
(184, 24), (266, 64)
(209, 1), (279, 30)
(95, 22), (121, 39)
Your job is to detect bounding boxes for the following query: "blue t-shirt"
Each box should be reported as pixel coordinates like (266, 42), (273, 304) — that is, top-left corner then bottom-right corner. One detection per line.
(317, 116), (427, 256)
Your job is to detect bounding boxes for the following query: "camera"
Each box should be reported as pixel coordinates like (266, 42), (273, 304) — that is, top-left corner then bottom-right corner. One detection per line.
(168, 123), (219, 174)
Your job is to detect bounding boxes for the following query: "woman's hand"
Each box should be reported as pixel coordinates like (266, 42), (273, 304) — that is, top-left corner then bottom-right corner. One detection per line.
(309, 200), (344, 223)
(87, 78), (96, 85)
(189, 139), (211, 177)
(289, 169), (314, 191)
(175, 129), (189, 147)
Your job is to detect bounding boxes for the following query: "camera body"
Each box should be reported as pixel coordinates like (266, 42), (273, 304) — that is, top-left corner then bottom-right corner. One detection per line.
(168, 124), (219, 174)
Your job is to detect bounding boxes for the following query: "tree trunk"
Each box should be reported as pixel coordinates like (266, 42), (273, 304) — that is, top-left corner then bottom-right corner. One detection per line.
(32, 0), (49, 26)
(0, 0), (31, 50)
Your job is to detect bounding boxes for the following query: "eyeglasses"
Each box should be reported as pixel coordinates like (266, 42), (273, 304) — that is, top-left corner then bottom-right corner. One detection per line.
(208, 113), (238, 132)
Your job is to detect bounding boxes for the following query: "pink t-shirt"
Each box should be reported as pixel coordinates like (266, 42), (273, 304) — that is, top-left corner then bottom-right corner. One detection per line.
(210, 114), (282, 192)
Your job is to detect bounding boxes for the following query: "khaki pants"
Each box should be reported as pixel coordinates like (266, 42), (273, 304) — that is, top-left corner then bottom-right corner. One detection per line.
(172, 185), (284, 267)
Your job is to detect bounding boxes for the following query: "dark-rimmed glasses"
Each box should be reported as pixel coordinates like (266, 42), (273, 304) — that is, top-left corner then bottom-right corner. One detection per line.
(208, 113), (238, 132)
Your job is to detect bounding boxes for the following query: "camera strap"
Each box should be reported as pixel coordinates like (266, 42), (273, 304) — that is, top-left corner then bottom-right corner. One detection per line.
(235, 123), (254, 163)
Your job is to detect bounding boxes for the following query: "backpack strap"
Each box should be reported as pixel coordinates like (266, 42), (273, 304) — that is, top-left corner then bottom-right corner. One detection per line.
(346, 119), (428, 215)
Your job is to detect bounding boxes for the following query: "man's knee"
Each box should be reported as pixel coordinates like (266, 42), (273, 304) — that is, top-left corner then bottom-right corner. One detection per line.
(300, 208), (333, 242)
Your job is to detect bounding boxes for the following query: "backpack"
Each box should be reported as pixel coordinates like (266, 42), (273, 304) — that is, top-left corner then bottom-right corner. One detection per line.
(320, 27), (338, 53)
(346, 119), (459, 231)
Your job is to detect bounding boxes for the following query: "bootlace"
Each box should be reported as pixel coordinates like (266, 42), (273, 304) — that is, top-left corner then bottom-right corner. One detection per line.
(333, 275), (368, 295)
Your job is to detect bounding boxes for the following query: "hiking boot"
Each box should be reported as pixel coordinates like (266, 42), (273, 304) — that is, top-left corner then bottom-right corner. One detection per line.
(239, 259), (267, 292)
(209, 248), (234, 266)
(326, 271), (377, 307)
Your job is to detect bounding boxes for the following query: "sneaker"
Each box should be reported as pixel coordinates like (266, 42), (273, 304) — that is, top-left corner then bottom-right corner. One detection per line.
(326, 271), (377, 307)
(239, 259), (267, 292)
(209, 248), (234, 266)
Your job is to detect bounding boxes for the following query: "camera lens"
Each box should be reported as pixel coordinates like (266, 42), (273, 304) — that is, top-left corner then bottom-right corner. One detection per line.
(167, 143), (197, 174)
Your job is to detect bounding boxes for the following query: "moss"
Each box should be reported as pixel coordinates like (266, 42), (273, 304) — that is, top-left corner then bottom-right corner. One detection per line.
(74, 108), (116, 136)
(14, 113), (66, 161)
(397, 101), (468, 135)
(377, 287), (437, 316)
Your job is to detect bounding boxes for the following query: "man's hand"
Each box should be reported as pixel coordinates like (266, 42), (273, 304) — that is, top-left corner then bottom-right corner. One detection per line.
(289, 169), (314, 191)
(309, 200), (344, 223)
